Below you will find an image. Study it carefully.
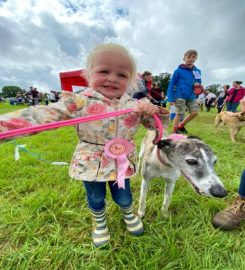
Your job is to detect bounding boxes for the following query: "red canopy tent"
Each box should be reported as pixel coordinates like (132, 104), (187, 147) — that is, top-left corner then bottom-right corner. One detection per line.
(59, 69), (88, 91)
(59, 70), (144, 92)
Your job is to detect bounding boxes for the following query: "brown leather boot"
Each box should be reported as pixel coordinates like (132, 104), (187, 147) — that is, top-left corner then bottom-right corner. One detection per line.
(212, 196), (245, 230)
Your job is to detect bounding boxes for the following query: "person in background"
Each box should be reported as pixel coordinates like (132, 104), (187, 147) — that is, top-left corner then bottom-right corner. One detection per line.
(127, 74), (143, 98)
(205, 91), (216, 112)
(225, 81), (245, 112)
(49, 90), (57, 103)
(216, 84), (229, 113)
(38, 92), (43, 104)
(43, 93), (49, 105)
(212, 97), (245, 230)
(167, 49), (201, 134)
(212, 169), (245, 230)
(16, 92), (24, 104)
(55, 91), (61, 102)
(149, 83), (167, 107)
(133, 71), (153, 100)
(30, 87), (39, 106)
(196, 92), (206, 111)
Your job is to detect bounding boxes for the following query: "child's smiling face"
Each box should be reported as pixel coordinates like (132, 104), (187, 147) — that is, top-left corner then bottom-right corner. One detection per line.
(88, 51), (132, 99)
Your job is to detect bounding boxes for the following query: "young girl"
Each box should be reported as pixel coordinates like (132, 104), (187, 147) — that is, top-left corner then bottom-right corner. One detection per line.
(0, 43), (168, 247)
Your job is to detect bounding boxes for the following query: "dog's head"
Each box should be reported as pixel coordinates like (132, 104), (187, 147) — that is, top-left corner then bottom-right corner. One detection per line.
(157, 136), (227, 198)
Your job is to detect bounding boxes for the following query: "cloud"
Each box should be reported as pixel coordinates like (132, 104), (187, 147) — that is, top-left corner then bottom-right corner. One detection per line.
(0, 0), (245, 92)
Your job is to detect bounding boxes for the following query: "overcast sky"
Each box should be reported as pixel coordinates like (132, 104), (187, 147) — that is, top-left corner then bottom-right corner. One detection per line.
(0, 0), (245, 92)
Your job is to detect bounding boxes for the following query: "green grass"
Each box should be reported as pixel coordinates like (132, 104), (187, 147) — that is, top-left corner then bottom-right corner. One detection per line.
(0, 103), (245, 270)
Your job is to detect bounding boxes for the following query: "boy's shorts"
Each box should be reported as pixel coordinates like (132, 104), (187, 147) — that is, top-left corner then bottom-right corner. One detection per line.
(175, 98), (199, 114)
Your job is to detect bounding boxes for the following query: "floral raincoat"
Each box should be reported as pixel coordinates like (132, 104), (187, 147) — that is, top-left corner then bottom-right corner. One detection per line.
(0, 89), (164, 182)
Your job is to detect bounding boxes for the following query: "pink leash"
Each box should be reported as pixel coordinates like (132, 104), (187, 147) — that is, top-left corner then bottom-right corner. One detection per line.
(0, 108), (164, 189)
(0, 109), (163, 141)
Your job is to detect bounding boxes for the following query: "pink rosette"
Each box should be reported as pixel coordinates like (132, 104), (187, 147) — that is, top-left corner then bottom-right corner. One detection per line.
(104, 138), (135, 189)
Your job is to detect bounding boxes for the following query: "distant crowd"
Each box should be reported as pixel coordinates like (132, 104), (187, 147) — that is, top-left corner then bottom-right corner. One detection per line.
(197, 81), (245, 113)
(0, 86), (61, 106)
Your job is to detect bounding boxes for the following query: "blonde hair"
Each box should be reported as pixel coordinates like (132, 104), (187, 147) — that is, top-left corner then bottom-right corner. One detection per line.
(184, 49), (198, 58)
(85, 43), (137, 86)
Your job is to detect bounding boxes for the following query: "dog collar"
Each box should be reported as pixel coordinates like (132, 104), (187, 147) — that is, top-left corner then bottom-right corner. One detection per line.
(156, 148), (171, 167)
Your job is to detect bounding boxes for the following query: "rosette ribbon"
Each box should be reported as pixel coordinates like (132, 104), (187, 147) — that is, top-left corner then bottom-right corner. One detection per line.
(104, 138), (135, 189)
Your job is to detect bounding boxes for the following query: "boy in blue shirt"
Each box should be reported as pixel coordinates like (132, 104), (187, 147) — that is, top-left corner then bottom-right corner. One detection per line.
(167, 49), (201, 134)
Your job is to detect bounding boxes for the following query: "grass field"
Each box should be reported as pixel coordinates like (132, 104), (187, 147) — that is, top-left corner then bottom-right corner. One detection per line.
(0, 103), (245, 270)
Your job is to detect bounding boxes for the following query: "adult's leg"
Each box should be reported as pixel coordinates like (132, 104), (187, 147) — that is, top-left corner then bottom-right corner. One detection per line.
(212, 170), (245, 230)
(231, 102), (239, 112)
(226, 102), (232, 111)
(200, 102), (204, 111)
(238, 170), (245, 198)
(217, 105), (223, 113)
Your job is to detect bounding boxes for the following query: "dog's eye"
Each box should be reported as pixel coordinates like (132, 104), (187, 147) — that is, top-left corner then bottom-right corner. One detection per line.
(186, 159), (198, 166)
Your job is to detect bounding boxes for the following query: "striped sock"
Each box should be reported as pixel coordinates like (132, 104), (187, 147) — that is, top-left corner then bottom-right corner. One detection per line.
(91, 207), (110, 247)
(121, 204), (144, 236)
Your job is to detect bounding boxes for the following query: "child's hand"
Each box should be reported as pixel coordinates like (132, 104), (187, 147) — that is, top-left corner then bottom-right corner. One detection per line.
(136, 102), (160, 116)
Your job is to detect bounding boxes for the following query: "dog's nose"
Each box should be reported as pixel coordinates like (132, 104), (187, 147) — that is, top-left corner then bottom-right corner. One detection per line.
(209, 185), (227, 198)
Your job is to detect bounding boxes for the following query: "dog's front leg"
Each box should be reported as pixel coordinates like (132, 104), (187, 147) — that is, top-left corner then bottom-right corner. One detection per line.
(161, 178), (177, 217)
(230, 127), (238, 143)
(138, 178), (150, 218)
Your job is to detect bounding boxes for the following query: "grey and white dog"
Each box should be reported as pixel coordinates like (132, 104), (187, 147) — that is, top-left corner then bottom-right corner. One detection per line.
(137, 130), (227, 218)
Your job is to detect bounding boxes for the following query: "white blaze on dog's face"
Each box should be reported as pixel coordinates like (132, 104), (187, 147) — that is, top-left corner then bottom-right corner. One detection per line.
(158, 137), (227, 197)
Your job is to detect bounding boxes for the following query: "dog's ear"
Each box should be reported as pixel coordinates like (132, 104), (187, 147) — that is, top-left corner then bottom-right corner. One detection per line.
(157, 139), (174, 150)
(239, 112), (245, 121)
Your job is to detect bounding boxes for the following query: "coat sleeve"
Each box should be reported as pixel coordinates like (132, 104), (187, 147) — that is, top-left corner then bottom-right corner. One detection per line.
(0, 91), (85, 142)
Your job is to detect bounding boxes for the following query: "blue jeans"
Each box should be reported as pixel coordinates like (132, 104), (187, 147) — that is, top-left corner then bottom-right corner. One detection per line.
(226, 102), (239, 112)
(83, 179), (133, 211)
(238, 170), (245, 198)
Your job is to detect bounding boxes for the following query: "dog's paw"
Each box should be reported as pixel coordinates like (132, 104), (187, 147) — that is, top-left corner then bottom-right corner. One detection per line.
(161, 208), (169, 218)
(137, 210), (145, 218)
